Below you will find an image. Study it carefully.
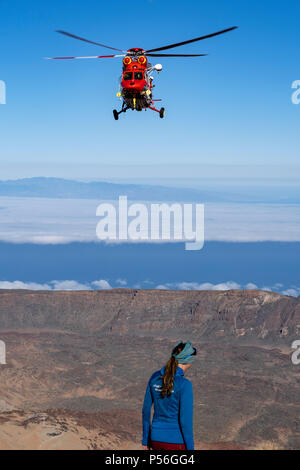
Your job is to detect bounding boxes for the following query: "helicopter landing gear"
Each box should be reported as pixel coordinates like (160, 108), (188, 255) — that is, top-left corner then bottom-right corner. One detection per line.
(149, 105), (165, 118)
(159, 107), (165, 119)
(113, 104), (129, 120)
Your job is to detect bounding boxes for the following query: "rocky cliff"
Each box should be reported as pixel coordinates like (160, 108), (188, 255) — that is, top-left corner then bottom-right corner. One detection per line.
(0, 288), (299, 450)
(0, 288), (299, 341)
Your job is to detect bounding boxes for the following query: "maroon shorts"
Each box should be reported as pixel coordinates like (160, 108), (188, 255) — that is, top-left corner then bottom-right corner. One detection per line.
(151, 441), (187, 451)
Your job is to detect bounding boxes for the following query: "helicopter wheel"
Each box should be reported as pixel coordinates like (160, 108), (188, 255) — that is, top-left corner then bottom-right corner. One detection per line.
(159, 107), (165, 119)
(113, 109), (119, 121)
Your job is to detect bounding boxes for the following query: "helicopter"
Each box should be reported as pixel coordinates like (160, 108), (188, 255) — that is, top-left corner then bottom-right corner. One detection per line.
(46, 26), (238, 120)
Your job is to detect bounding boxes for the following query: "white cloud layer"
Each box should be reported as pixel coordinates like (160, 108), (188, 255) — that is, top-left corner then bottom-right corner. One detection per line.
(155, 281), (248, 291)
(0, 280), (51, 290)
(154, 281), (300, 298)
(0, 279), (299, 297)
(51, 280), (92, 291)
(0, 279), (111, 291)
(0, 197), (300, 243)
(281, 287), (300, 297)
(91, 280), (112, 290)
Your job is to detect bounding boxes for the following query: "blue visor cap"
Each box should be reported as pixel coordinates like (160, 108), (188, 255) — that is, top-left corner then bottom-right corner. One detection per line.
(172, 341), (197, 364)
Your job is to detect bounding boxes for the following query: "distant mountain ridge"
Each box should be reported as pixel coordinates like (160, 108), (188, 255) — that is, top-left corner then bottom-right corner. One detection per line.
(0, 177), (221, 202)
(0, 177), (263, 202)
(2, 177), (300, 203)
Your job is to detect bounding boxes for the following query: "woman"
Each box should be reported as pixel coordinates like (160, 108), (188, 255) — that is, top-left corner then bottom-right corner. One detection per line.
(142, 341), (196, 450)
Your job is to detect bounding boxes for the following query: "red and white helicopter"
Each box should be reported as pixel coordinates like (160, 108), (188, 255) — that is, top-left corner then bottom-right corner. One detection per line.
(46, 26), (237, 120)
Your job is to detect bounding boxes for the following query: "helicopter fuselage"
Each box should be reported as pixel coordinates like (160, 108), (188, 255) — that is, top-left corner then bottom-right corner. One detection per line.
(119, 52), (153, 111)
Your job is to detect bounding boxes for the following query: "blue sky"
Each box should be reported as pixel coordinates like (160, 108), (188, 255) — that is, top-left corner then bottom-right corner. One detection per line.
(1, 0), (300, 178)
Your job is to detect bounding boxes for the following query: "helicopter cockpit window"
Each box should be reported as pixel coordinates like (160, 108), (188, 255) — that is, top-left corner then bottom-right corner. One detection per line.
(134, 72), (143, 80)
(124, 72), (133, 80)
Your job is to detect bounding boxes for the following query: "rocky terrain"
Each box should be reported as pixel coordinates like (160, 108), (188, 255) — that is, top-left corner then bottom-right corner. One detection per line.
(0, 288), (299, 450)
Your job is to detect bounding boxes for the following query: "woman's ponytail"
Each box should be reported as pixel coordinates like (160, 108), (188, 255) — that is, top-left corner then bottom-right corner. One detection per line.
(161, 343), (185, 398)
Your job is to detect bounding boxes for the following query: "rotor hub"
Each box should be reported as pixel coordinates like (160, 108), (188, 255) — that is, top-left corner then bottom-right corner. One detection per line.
(127, 48), (145, 57)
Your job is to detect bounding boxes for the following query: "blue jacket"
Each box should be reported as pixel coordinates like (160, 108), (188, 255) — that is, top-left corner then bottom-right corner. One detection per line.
(142, 366), (194, 450)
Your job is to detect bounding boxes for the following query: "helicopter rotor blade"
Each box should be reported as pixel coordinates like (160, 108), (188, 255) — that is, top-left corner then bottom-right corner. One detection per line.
(145, 26), (238, 53)
(56, 30), (126, 52)
(146, 53), (207, 57)
(45, 54), (125, 60)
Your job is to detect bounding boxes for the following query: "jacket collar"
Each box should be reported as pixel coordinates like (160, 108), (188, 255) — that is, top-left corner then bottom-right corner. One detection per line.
(160, 366), (184, 376)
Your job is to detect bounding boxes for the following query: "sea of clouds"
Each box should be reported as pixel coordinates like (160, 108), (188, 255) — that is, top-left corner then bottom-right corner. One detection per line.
(0, 196), (300, 243)
(1, 196), (299, 296)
